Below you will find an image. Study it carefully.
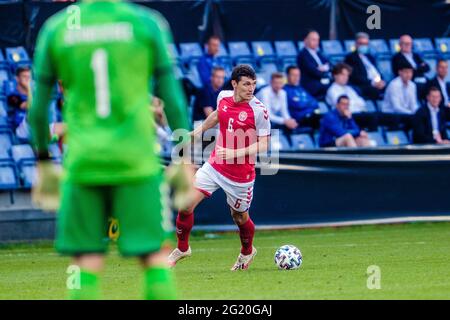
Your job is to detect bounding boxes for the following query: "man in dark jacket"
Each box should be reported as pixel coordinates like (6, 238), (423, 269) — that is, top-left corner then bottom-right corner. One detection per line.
(392, 35), (430, 82)
(413, 86), (450, 144)
(296, 30), (331, 99)
(344, 32), (386, 100)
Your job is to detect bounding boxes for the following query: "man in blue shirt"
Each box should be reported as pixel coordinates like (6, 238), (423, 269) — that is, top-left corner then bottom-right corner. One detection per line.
(319, 95), (371, 148)
(197, 35), (226, 87)
(192, 66), (225, 122)
(6, 66), (30, 130)
(284, 65), (320, 128)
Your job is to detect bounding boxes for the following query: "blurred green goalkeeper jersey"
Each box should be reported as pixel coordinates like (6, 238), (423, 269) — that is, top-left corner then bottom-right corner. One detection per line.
(30, 0), (189, 184)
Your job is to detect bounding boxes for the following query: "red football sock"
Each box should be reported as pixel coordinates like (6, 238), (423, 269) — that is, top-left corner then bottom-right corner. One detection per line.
(176, 211), (194, 252)
(238, 218), (255, 255)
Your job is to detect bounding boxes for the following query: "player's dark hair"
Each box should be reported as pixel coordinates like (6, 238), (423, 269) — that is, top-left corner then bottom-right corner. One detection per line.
(398, 61), (414, 72)
(285, 65), (299, 75)
(16, 66), (30, 76)
(332, 63), (352, 76)
(231, 64), (256, 83)
(337, 94), (350, 104)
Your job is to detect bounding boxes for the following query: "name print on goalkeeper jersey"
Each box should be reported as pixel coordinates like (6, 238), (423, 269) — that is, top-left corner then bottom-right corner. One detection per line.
(32, 1), (189, 184)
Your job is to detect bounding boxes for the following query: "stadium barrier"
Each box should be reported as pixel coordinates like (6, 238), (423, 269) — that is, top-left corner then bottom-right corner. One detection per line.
(2, 147), (450, 242)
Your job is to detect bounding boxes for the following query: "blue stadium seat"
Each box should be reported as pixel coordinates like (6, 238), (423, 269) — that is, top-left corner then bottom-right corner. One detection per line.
(0, 160), (18, 190)
(364, 100), (377, 113)
(297, 41), (305, 52)
(179, 42), (203, 62)
(228, 41), (254, 64)
(386, 130), (409, 145)
(0, 129), (13, 152)
(435, 38), (450, 58)
(389, 39), (401, 54)
(321, 40), (345, 56)
(5, 47), (31, 71)
(0, 116), (10, 129)
(0, 67), (9, 93)
(290, 134), (315, 150)
(367, 131), (386, 146)
(318, 101), (329, 114)
(0, 50), (7, 68)
(257, 62), (278, 87)
(19, 160), (36, 188)
(274, 41), (298, 58)
(11, 144), (35, 165)
(280, 57), (297, 73)
(377, 58), (394, 81)
(413, 38), (436, 57)
(271, 131), (291, 151)
(185, 64), (202, 88)
(344, 40), (356, 53)
(424, 58), (436, 79)
(369, 39), (390, 58)
(251, 41), (276, 63)
(0, 99), (6, 117)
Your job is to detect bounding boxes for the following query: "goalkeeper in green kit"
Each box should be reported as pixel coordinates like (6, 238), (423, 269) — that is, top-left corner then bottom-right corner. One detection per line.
(29, 0), (192, 300)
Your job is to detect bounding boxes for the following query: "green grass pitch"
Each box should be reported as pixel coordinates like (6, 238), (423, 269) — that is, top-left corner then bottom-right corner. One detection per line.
(1, 222), (450, 299)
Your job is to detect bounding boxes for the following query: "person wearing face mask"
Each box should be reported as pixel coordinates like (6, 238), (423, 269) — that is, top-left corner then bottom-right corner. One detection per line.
(344, 32), (386, 101)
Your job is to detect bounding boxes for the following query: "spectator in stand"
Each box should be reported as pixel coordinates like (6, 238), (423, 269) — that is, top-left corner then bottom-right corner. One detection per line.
(319, 95), (372, 148)
(413, 86), (450, 144)
(326, 63), (378, 130)
(392, 35), (430, 84)
(381, 63), (419, 129)
(256, 72), (298, 137)
(426, 59), (450, 108)
(283, 65), (319, 128)
(192, 66), (225, 123)
(296, 30), (331, 99)
(344, 32), (385, 100)
(6, 66), (30, 130)
(197, 35), (226, 87)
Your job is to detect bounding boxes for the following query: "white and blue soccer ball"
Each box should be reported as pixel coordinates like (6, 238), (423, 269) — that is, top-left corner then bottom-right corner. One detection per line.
(274, 245), (302, 270)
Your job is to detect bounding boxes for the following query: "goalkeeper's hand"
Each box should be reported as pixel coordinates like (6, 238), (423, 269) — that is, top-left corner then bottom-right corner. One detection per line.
(166, 162), (195, 210)
(32, 161), (62, 212)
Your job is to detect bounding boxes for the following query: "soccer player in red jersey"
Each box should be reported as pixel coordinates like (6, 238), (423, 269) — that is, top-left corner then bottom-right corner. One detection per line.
(168, 65), (271, 270)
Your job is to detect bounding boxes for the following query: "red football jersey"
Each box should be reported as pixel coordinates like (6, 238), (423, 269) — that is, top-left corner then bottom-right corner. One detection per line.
(208, 90), (271, 183)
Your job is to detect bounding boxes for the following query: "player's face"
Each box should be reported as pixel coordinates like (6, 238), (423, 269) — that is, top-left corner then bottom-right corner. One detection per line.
(427, 90), (442, 108)
(233, 76), (257, 101)
(16, 70), (31, 88)
(437, 61), (448, 79)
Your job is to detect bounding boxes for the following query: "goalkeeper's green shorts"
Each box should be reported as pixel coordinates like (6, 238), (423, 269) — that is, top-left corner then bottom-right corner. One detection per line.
(55, 173), (173, 256)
